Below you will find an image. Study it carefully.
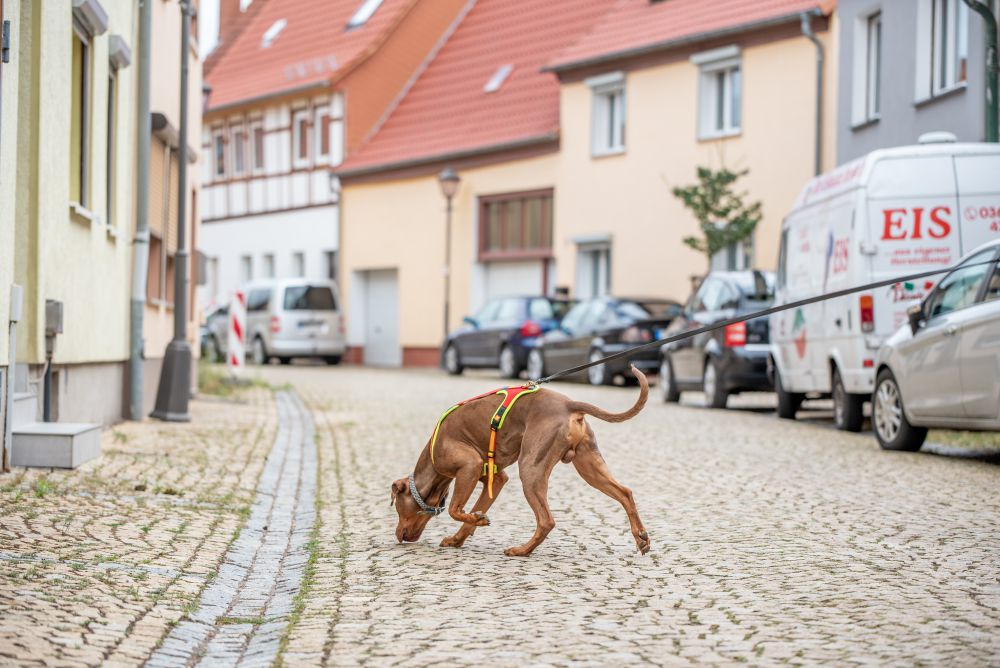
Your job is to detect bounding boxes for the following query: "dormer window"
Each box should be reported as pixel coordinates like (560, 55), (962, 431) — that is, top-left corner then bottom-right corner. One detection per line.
(347, 0), (383, 29)
(261, 19), (287, 48)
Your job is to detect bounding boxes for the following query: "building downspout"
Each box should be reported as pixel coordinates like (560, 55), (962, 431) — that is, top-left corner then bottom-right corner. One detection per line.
(963, 0), (999, 142)
(129, 0), (152, 420)
(800, 10), (824, 176)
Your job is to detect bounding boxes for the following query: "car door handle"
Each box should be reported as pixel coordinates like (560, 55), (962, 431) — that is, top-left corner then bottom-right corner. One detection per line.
(944, 325), (958, 337)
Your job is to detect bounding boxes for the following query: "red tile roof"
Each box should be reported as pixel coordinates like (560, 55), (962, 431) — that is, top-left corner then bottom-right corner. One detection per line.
(337, 0), (618, 176)
(205, 0), (418, 111)
(548, 0), (836, 72)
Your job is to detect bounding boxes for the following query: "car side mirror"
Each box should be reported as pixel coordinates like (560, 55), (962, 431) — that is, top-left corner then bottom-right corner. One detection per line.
(463, 316), (479, 328)
(907, 303), (924, 335)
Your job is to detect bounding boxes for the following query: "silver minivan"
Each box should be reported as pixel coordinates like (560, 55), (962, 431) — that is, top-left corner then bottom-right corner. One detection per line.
(872, 240), (1000, 451)
(244, 279), (346, 365)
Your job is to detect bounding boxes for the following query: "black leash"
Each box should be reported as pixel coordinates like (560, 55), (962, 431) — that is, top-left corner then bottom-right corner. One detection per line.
(531, 257), (999, 385)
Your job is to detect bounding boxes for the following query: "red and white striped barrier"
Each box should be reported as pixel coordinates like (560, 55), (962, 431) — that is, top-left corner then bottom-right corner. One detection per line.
(227, 290), (246, 376)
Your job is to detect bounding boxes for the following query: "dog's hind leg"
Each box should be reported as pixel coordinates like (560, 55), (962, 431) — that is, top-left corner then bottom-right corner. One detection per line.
(440, 470), (508, 548)
(504, 462), (557, 558)
(572, 439), (650, 555)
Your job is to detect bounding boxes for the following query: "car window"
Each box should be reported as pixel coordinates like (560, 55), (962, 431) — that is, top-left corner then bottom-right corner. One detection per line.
(637, 301), (680, 319)
(559, 302), (589, 333)
(495, 298), (523, 322)
(474, 300), (501, 323)
(699, 279), (726, 311)
(581, 301), (610, 329)
(247, 289), (271, 312)
(284, 285), (337, 311)
(550, 300), (576, 320)
(616, 301), (651, 321)
(984, 262), (1000, 302)
(529, 299), (554, 321)
(924, 252), (994, 319)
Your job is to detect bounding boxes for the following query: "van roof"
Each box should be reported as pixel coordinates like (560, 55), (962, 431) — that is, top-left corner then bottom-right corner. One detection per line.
(792, 142), (1000, 210)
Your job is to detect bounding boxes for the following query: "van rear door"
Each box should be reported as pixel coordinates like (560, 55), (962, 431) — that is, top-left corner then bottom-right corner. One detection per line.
(280, 284), (341, 349)
(865, 155), (960, 334)
(954, 153), (1000, 253)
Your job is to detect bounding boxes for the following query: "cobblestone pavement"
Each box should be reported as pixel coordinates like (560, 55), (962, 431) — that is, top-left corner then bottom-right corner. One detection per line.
(0, 386), (276, 666)
(272, 365), (1000, 666)
(2, 364), (1000, 666)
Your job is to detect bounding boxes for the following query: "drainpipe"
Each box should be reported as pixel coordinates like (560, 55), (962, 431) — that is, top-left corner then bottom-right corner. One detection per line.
(800, 10), (824, 175)
(963, 0), (999, 142)
(129, 0), (152, 419)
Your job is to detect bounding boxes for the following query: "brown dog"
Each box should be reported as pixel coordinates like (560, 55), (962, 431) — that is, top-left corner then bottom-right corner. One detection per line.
(390, 366), (650, 557)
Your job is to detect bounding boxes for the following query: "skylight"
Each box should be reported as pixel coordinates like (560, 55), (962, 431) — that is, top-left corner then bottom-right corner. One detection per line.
(484, 64), (513, 93)
(346, 0), (384, 29)
(261, 18), (287, 48)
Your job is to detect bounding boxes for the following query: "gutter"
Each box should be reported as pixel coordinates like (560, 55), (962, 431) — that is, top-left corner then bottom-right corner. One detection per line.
(335, 132), (559, 180)
(963, 0), (998, 142)
(800, 9), (824, 176)
(205, 81), (329, 116)
(544, 10), (828, 74)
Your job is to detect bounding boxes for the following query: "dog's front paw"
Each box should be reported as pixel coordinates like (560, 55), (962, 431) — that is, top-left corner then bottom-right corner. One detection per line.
(635, 530), (651, 555)
(504, 546), (530, 557)
(471, 512), (490, 527)
(440, 535), (465, 548)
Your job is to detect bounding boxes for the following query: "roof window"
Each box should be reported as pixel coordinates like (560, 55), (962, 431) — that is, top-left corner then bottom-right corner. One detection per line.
(261, 18), (287, 48)
(347, 0), (384, 29)
(484, 64), (514, 93)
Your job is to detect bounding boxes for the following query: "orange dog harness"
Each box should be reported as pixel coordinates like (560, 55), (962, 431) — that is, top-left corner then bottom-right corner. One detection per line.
(430, 384), (540, 498)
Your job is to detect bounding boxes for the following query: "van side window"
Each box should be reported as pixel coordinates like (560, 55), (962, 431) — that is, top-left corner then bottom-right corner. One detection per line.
(777, 229), (788, 289)
(247, 289), (270, 312)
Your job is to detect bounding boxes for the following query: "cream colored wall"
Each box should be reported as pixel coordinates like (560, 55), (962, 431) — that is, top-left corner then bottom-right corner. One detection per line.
(341, 153), (558, 349)
(145, 0), (204, 358)
(0, 0), (22, 364)
(16, 0), (137, 364)
(555, 28), (837, 303)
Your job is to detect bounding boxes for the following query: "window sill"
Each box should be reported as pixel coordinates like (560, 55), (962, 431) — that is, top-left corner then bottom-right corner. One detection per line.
(149, 299), (175, 311)
(851, 116), (880, 131)
(591, 146), (625, 159)
(106, 223), (118, 242)
(697, 129), (742, 143)
(69, 202), (96, 226)
(914, 82), (967, 108)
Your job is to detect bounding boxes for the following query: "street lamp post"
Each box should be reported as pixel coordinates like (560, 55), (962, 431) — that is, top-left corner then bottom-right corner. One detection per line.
(438, 168), (460, 340)
(151, 0), (194, 422)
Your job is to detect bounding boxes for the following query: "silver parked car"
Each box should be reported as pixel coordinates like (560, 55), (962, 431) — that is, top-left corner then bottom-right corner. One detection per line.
(872, 240), (1000, 451)
(244, 279), (346, 365)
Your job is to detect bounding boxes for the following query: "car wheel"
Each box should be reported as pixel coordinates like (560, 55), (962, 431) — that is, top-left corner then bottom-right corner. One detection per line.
(774, 365), (804, 420)
(252, 337), (268, 365)
(323, 355), (341, 365)
(208, 336), (222, 363)
(873, 369), (927, 451)
(443, 344), (464, 375)
(832, 367), (865, 432)
(587, 349), (609, 386)
(279, 356), (293, 365)
(527, 349), (545, 380)
(703, 358), (728, 409)
(659, 356), (680, 403)
(498, 345), (519, 379)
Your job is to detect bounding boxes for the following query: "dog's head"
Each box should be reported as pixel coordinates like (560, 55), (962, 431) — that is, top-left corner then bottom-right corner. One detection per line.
(390, 478), (434, 543)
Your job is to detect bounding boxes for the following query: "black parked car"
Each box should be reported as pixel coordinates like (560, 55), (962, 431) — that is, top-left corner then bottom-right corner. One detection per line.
(526, 297), (682, 385)
(659, 270), (774, 408)
(442, 296), (576, 378)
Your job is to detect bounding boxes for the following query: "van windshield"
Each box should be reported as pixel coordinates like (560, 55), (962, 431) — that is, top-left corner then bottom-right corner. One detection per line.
(284, 286), (337, 311)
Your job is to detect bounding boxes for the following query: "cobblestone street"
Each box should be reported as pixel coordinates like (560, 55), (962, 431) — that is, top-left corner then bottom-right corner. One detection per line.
(2, 365), (1000, 666)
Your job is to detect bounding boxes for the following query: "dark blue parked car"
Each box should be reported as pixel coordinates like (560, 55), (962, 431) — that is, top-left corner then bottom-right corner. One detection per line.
(442, 296), (576, 378)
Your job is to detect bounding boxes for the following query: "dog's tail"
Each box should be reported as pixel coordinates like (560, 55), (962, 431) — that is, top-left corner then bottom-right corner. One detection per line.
(566, 365), (648, 423)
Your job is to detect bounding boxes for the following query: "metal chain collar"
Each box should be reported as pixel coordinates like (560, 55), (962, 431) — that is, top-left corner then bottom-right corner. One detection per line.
(408, 473), (448, 516)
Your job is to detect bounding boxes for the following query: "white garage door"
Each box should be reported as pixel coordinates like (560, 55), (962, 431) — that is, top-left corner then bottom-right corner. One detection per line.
(364, 269), (401, 367)
(483, 260), (545, 301)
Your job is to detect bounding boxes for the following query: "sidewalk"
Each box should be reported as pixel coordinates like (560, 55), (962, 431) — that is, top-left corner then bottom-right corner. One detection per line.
(0, 384), (276, 666)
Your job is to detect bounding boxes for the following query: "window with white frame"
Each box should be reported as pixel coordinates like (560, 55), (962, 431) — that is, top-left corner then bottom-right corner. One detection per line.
(106, 68), (118, 226)
(292, 109), (311, 167)
(262, 253), (275, 278)
(70, 22), (92, 207)
(586, 72), (625, 156)
(315, 107), (331, 162)
(693, 46), (742, 139)
(240, 255), (253, 283)
(213, 127), (226, 177)
(231, 122), (247, 176)
(851, 10), (883, 126)
(346, 0), (383, 29)
(915, 0), (969, 100)
(292, 252), (305, 277)
(250, 117), (265, 173)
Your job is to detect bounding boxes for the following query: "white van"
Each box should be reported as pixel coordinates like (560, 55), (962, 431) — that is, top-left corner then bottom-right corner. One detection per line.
(771, 138), (1000, 430)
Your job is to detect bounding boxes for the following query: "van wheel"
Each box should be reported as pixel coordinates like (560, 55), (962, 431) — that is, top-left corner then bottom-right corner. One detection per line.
(703, 358), (728, 409)
(279, 356), (292, 365)
(252, 337), (269, 365)
(873, 369), (927, 451)
(832, 368), (865, 432)
(659, 356), (680, 403)
(323, 355), (341, 365)
(775, 366), (803, 419)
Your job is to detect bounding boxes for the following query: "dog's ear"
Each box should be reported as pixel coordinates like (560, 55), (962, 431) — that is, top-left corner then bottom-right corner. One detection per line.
(390, 478), (407, 506)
